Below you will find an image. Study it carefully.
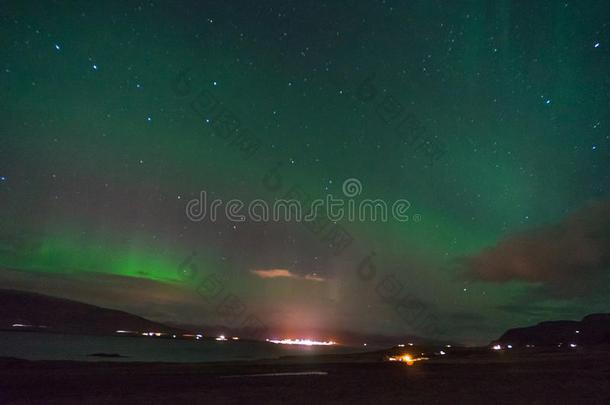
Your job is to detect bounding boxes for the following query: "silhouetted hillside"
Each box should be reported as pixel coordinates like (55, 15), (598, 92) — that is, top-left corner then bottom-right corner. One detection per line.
(493, 314), (610, 347)
(0, 289), (185, 335)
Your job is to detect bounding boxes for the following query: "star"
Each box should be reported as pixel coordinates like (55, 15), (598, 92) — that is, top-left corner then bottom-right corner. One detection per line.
(146, 116), (152, 122)
(92, 64), (98, 70)
(54, 44), (61, 51)
(592, 145), (597, 151)
(594, 42), (600, 48)
(0, 176), (6, 182)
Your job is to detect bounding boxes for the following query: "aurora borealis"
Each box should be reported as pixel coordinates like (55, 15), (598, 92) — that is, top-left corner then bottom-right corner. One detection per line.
(1, 0), (609, 344)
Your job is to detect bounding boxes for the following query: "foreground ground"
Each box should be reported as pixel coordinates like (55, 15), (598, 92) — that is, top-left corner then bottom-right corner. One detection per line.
(1, 351), (610, 404)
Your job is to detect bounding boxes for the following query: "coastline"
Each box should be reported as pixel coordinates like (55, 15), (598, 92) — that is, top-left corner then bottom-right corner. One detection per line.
(2, 350), (610, 404)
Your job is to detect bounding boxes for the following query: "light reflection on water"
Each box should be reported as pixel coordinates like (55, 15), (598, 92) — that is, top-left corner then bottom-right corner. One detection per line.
(0, 331), (358, 363)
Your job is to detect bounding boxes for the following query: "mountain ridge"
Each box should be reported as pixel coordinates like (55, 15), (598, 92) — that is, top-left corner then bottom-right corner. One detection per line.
(0, 288), (185, 335)
(493, 313), (610, 347)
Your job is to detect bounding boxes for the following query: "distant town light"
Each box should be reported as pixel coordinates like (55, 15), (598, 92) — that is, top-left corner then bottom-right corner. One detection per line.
(267, 338), (335, 346)
(216, 335), (227, 341)
(492, 344), (502, 350)
(387, 354), (429, 366)
(388, 354), (414, 365)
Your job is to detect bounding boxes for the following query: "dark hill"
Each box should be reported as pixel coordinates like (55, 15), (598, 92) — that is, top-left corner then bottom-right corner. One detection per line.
(0, 289), (185, 336)
(493, 314), (610, 347)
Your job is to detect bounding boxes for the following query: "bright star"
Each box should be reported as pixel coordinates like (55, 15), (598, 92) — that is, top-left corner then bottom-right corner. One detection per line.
(54, 44), (61, 51)
(92, 64), (98, 70)
(594, 42), (600, 48)
(592, 145), (597, 150)
(146, 116), (152, 122)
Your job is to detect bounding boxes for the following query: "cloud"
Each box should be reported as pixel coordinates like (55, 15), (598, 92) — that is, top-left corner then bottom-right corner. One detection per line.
(250, 269), (325, 282)
(459, 200), (610, 298)
(250, 269), (294, 279)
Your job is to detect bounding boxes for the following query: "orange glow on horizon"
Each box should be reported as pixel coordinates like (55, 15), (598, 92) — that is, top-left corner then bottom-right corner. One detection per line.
(387, 354), (428, 366)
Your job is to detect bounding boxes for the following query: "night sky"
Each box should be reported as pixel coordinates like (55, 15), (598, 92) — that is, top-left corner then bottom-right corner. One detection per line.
(1, 0), (609, 344)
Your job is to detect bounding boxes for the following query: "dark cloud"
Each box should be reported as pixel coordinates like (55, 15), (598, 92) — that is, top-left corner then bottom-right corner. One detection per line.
(459, 200), (610, 298)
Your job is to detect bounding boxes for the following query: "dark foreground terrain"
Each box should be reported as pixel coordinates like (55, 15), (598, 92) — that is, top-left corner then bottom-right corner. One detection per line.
(1, 351), (610, 404)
